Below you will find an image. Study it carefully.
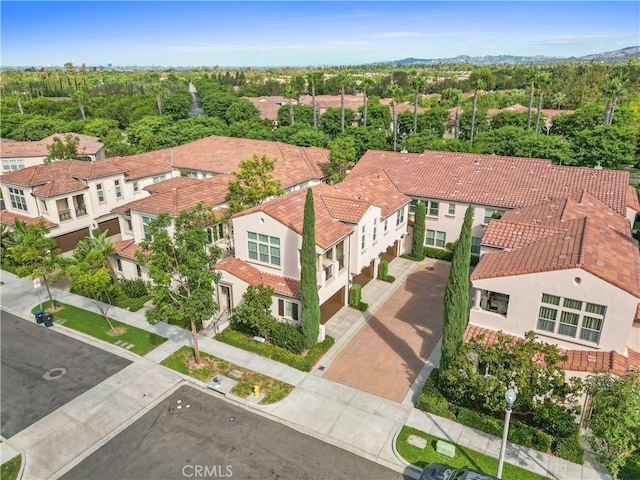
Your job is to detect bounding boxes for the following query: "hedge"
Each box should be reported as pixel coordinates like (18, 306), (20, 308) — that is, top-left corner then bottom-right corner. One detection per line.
(216, 327), (334, 372)
(423, 247), (454, 261)
(415, 369), (456, 420)
(349, 283), (362, 307)
(553, 432), (584, 464)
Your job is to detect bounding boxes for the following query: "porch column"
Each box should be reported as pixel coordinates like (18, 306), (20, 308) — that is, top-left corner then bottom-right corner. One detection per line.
(473, 288), (482, 310)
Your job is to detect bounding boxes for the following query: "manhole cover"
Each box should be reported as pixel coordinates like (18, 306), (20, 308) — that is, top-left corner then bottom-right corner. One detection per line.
(318, 366), (325, 371)
(43, 367), (67, 380)
(425, 267), (434, 271)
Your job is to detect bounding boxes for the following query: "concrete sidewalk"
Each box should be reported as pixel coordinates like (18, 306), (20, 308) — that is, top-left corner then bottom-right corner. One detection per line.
(0, 266), (611, 480)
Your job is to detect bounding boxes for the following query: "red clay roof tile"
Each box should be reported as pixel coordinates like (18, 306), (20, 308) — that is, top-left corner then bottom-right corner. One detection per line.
(215, 256), (300, 297)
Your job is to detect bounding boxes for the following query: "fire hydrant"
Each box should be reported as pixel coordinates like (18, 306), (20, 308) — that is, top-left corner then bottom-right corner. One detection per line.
(253, 385), (260, 397)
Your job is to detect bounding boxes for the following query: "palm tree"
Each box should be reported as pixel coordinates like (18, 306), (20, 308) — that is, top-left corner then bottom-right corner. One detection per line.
(151, 84), (166, 116)
(71, 89), (89, 119)
(534, 72), (551, 134)
(552, 91), (567, 110)
(449, 89), (464, 139)
(307, 71), (322, 128)
(11, 91), (24, 115)
(284, 83), (298, 126)
(336, 72), (351, 133)
(409, 74), (426, 134)
(603, 73), (627, 125)
(470, 79), (485, 145)
(387, 84), (402, 151)
(72, 228), (117, 280)
(360, 77), (376, 127)
(525, 68), (537, 130)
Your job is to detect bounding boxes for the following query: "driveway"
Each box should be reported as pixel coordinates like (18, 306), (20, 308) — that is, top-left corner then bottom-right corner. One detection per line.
(324, 261), (449, 402)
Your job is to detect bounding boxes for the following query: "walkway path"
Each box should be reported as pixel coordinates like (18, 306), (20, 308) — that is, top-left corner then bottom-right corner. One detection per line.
(0, 264), (610, 480)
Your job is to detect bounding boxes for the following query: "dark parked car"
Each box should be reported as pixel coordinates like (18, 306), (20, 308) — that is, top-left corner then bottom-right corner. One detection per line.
(419, 463), (499, 480)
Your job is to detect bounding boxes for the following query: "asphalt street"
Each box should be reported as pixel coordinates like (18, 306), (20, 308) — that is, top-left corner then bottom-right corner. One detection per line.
(62, 385), (405, 480)
(0, 309), (132, 437)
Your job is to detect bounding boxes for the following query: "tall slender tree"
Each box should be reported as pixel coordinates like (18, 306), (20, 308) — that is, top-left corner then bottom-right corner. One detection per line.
(284, 83), (298, 126)
(410, 74), (426, 134)
(337, 72), (351, 133)
(411, 201), (426, 259)
(440, 204), (474, 374)
(525, 68), (538, 130)
(360, 77), (376, 127)
(602, 73), (627, 125)
(307, 71), (323, 128)
(534, 72), (551, 134)
(469, 80), (485, 145)
(300, 188), (320, 348)
(388, 84), (402, 151)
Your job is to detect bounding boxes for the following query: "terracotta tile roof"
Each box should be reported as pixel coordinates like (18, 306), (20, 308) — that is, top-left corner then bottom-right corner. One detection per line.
(473, 191), (640, 297)
(299, 94), (365, 111)
(332, 170), (412, 220)
(379, 98), (427, 115)
(0, 209), (57, 228)
(0, 159), (127, 187)
(32, 178), (87, 197)
(118, 176), (231, 216)
(319, 195), (370, 223)
(636, 303), (640, 321)
(350, 150), (631, 216)
(143, 177), (202, 194)
(482, 220), (564, 249)
(242, 96), (288, 121)
(627, 185), (640, 211)
(234, 183), (354, 250)
(0, 133), (103, 158)
(112, 239), (143, 260)
(215, 256), (300, 297)
(464, 325), (640, 377)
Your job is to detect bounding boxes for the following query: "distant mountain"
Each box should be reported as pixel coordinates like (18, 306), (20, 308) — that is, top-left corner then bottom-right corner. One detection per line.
(388, 46), (640, 66)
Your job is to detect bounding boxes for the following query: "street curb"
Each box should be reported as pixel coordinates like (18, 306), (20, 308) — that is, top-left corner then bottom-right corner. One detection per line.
(390, 425), (423, 480)
(0, 437), (26, 480)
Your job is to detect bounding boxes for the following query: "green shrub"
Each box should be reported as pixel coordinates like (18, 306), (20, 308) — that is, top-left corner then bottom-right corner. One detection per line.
(357, 302), (368, 311)
(423, 247), (453, 261)
(112, 294), (150, 312)
(117, 278), (149, 298)
(553, 432), (584, 464)
(230, 286), (279, 338)
(269, 322), (305, 354)
(619, 452), (640, 480)
(470, 255), (480, 266)
(379, 275), (395, 283)
(531, 402), (579, 438)
(349, 283), (362, 307)
(378, 260), (389, 278)
(456, 406), (502, 437)
(305, 336), (335, 369)
(508, 421), (534, 448)
(415, 369), (457, 420)
(531, 429), (553, 453)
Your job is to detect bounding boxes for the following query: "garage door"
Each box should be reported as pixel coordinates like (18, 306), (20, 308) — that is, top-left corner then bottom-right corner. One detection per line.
(98, 217), (121, 236)
(320, 287), (345, 324)
(55, 227), (90, 252)
(352, 259), (375, 287)
(381, 241), (398, 262)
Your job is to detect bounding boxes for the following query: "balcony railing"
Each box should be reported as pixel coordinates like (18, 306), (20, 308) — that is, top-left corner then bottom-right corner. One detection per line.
(59, 209), (72, 221)
(75, 207), (87, 217)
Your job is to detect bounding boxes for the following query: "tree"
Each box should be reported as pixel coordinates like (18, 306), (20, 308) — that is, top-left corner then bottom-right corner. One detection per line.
(572, 125), (637, 169)
(410, 74), (426, 134)
(71, 89), (89, 119)
(534, 72), (551, 134)
(300, 188), (320, 348)
(11, 91), (25, 115)
(68, 250), (118, 334)
(284, 83), (299, 126)
(72, 228), (116, 279)
(525, 68), (538, 130)
(359, 77), (376, 127)
(469, 79), (485, 145)
(585, 372), (640, 479)
(320, 107), (355, 138)
(327, 136), (356, 184)
(307, 71), (323, 128)
(227, 154), (285, 213)
(440, 204), (473, 373)
(388, 84), (402, 151)
(151, 84), (166, 116)
(603, 73), (628, 125)
(411, 201), (426, 259)
(9, 221), (66, 310)
(230, 285), (277, 338)
(337, 72), (351, 133)
(138, 208), (222, 364)
(45, 133), (82, 162)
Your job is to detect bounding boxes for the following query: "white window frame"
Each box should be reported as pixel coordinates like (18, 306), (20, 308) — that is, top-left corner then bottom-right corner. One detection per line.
(361, 225), (366, 250)
(96, 183), (105, 203)
(133, 181), (140, 193)
(142, 216), (152, 241)
(426, 200), (439, 217)
(448, 203), (456, 216)
(247, 232), (281, 267)
(8, 187), (28, 211)
(2, 158), (25, 172)
(426, 229), (446, 248)
(114, 179), (122, 199)
(396, 208), (405, 227)
(484, 208), (505, 224)
(537, 293), (606, 344)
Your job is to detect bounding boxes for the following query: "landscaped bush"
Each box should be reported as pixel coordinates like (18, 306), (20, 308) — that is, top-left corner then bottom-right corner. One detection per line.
(216, 327), (334, 372)
(377, 260), (396, 283)
(423, 247), (454, 261)
(456, 406), (502, 437)
(620, 453), (640, 480)
(553, 432), (584, 464)
(229, 285), (278, 338)
(357, 301), (368, 311)
(269, 322), (304, 354)
(117, 278), (149, 298)
(349, 283), (362, 307)
(111, 293), (150, 312)
(530, 402), (579, 438)
(415, 369), (456, 420)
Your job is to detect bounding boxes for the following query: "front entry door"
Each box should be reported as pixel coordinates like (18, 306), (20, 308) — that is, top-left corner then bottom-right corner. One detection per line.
(220, 285), (232, 312)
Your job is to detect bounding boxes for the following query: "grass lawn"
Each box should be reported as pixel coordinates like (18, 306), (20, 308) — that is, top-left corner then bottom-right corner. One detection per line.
(396, 426), (550, 480)
(33, 301), (166, 356)
(161, 346), (294, 404)
(1, 455), (21, 480)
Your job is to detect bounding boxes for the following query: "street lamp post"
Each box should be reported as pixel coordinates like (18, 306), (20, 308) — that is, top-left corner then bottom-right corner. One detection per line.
(497, 388), (517, 479)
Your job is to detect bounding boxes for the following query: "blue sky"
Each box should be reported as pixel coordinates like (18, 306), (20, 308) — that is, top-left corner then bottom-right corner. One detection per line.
(1, 1), (638, 67)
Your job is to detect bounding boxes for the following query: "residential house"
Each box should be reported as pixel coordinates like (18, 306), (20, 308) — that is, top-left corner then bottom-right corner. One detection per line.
(215, 172), (411, 329)
(0, 133), (105, 172)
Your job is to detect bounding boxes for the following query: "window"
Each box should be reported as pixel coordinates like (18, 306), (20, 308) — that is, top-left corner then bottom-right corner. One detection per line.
(2, 158), (24, 172)
(484, 208), (505, 224)
(8, 187), (27, 211)
(116, 258), (122, 272)
(373, 218), (377, 242)
(384, 218), (388, 233)
(448, 204), (456, 216)
(136, 265), (142, 278)
(336, 240), (345, 270)
(471, 236), (481, 256)
(180, 170), (198, 178)
(40, 200), (48, 213)
(427, 201), (439, 217)
(207, 224), (224, 243)
(152, 174), (166, 184)
(133, 182), (140, 193)
(426, 230), (446, 248)
(114, 179), (122, 198)
(247, 232), (280, 266)
(96, 183), (105, 203)
(278, 299), (299, 321)
(361, 225), (366, 250)
(142, 216), (152, 241)
(537, 293), (605, 344)
(396, 208), (405, 226)
(409, 200), (418, 214)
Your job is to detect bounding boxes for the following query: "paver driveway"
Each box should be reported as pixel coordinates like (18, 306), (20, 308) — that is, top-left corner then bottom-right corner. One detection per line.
(324, 261), (449, 402)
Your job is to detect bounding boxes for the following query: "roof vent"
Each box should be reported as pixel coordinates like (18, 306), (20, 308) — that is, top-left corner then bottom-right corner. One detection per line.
(594, 162), (602, 170)
(558, 254), (568, 259)
(512, 231), (522, 236)
(564, 236), (572, 241)
(596, 260), (606, 266)
(587, 355), (597, 362)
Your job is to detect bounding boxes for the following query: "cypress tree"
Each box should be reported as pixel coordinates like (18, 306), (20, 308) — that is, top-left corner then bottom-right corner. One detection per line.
(411, 201), (426, 259)
(300, 188), (320, 348)
(440, 204), (474, 373)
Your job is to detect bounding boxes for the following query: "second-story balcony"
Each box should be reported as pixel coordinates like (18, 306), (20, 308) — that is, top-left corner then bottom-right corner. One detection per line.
(58, 209), (72, 222)
(75, 207), (87, 217)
